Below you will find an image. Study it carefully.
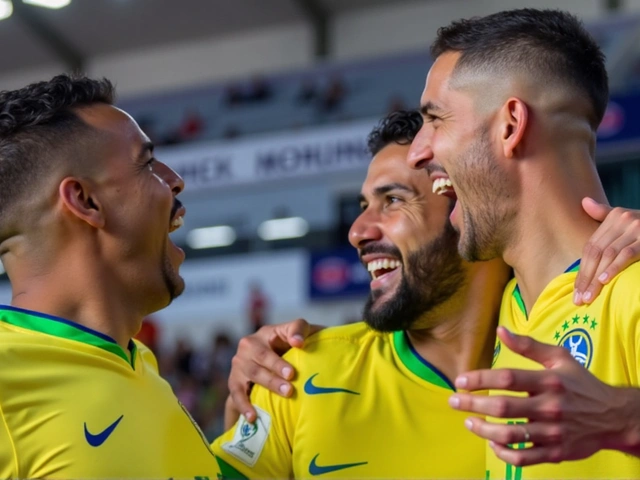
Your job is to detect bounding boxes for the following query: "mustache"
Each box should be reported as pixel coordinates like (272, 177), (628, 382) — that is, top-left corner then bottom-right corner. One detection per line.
(359, 243), (403, 265)
(170, 199), (183, 220)
(425, 163), (447, 176)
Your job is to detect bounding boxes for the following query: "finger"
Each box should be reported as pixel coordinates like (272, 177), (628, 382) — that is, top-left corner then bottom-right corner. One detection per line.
(464, 417), (563, 447)
(598, 240), (640, 285)
(491, 441), (566, 467)
(256, 341), (297, 380)
(231, 355), (293, 397)
(450, 393), (563, 421)
(496, 327), (571, 369)
(240, 335), (295, 379)
(582, 238), (640, 304)
(454, 364), (563, 394)
(582, 196), (612, 222)
(282, 318), (312, 348)
(576, 219), (621, 303)
(224, 395), (243, 430)
(228, 381), (258, 424)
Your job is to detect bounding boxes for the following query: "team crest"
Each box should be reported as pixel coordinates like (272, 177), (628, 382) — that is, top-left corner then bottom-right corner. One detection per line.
(554, 314), (597, 369)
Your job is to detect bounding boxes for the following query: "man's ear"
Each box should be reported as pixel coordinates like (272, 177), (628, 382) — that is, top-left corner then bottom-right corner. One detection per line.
(59, 177), (105, 229)
(500, 97), (529, 159)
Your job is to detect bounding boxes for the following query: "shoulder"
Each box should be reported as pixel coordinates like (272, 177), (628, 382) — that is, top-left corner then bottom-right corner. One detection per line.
(280, 322), (388, 385)
(607, 261), (640, 289)
(133, 339), (160, 372)
(292, 322), (385, 357)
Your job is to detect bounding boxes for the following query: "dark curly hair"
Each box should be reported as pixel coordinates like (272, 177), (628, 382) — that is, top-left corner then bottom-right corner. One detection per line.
(367, 110), (423, 156)
(0, 74), (115, 244)
(431, 8), (608, 129)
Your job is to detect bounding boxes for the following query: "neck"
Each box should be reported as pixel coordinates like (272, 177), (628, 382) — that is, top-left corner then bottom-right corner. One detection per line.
(5, 245), (145, 351)
(504, 151), (607, 314)
(407, 259), (510, 382)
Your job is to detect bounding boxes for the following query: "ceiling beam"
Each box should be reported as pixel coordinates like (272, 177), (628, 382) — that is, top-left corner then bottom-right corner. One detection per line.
(13, 1), (84, 72)
(294, 0), (329, 58)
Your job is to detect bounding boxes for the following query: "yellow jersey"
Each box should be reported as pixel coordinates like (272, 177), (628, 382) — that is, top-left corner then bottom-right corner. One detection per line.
(212, 322), (485, 479)
(0, 305), (222, 479)
(487, 260), (640, 479)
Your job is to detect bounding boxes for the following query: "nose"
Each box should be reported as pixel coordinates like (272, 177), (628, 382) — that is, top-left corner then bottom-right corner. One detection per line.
(348, 209), (383, 249)
(157, 161), (185, 195)
(407, 123), (434, 171)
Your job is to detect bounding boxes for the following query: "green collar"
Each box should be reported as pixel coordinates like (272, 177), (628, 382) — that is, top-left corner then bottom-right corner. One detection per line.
(512, 259), (581, 318)
(393, 330), (455, 391)
(0, 305), (137, 368)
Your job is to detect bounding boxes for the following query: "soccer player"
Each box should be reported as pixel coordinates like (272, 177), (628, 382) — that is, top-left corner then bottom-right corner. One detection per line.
(0, 75), (221, 478)
(212, 109), (512, 478)
(406, 8), (640, 479)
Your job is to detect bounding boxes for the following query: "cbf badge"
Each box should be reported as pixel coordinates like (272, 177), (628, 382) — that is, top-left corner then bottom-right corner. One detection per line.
(554, 314), (597, 369)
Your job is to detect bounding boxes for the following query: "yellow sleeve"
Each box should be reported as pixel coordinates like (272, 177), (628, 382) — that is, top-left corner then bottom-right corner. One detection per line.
(610, 268), (640, 386)
(212, 348), (302, 479)
(0, 401), (17, 478)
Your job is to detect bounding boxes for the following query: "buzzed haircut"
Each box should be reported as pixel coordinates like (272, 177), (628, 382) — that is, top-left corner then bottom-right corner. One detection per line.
(431, 8), (609, 130)
(0, 74), (115, 242)
(367, 110), (423, 156)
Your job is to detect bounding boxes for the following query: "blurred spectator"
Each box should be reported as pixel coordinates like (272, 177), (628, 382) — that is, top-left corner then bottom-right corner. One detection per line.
(297, 78), (318, 104)
(135, 315), (160, 354)
(247, 281), (269, 333)
(224, 75), (272, 106)
(222, 125), (240, 139)
(321, 75), (346, 113)
(225, 84), (243, 106)
(174, 338), (195, 377)
(248, 75), (272, 102)
(179, 109), (205, 141)
(387, 96), (407, 114)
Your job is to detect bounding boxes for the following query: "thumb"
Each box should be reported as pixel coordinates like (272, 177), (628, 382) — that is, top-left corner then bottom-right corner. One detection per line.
(285, 318), (312, 348)
(497, 327), (567, 369)
(582, 197), (612, 222)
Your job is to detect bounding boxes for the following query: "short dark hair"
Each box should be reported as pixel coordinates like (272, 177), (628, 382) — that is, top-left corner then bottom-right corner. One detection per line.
(431, 9), (609, 129)
(367, 110), (423, 156)
(0, 74), (115, 242)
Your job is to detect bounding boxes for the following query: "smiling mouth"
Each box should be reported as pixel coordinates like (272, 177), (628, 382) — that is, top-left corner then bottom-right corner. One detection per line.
(432, 176), (458, 200)
(366, 258), (402, 280)
(169, 216), (184, 232)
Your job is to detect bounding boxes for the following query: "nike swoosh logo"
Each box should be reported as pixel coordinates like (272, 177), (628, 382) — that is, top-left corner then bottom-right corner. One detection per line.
(84, 415), (124, 447)
(304, 373), (359, 395)
(309, 454), (368, 476)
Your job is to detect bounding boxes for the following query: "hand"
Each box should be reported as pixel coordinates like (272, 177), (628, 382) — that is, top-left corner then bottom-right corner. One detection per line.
(227, 319), (324, 424)
(575, 197), (640, 305)
(448, 327), (637, 466)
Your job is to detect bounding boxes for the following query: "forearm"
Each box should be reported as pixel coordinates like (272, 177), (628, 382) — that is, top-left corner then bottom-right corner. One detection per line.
(604, 386), (640, 456)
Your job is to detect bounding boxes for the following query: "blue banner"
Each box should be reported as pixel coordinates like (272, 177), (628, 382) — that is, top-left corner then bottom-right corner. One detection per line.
(308, 248), (370, 300)
(597, 91), (640, 155)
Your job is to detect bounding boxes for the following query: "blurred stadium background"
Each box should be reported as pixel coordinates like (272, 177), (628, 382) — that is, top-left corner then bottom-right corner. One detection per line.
(0, 0), (639, 439)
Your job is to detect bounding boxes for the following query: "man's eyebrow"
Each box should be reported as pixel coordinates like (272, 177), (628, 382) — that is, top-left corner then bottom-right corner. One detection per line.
(420, 101), (443, 115)
(373, 183), (414, 196)
(137, 141), (154, 160)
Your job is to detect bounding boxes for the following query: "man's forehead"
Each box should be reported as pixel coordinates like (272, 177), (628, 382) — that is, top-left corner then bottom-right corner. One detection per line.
(421, 52), (461, 102)
(364, 147), (430, 191)
(75, 103), (147, 144)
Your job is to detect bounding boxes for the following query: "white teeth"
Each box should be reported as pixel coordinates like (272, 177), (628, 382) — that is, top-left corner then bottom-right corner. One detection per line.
(432, 177), (453, 195)
(366, 258), (402, 278)
(171, 216), (184, 229)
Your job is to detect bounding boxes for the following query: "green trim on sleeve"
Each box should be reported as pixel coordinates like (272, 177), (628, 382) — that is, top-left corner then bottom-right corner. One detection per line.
(216, 456), (249, 479)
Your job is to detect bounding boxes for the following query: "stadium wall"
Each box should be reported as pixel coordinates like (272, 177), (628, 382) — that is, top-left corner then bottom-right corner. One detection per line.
(2, 0), (636, 96)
